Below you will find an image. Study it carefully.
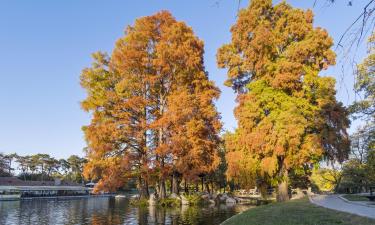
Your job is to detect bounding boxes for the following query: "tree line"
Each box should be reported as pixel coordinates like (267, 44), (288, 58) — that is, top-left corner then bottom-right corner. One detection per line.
(0, 153), (86, 183)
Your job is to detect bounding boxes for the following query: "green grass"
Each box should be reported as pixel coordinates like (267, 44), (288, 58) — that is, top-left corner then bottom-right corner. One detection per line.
(222, 197), (375, 225)
(342, 194), (369, 201)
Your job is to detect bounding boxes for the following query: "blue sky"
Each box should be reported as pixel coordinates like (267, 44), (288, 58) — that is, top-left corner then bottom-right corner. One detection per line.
(0, 0), (368, 159)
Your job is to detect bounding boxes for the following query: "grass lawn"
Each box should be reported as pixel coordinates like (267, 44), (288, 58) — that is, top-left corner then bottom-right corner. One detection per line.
(342, 194), (369, 201)
(222, 197), (375, 225)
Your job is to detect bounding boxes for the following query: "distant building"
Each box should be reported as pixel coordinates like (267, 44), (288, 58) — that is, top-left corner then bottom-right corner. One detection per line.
(0, 177), (92, 200)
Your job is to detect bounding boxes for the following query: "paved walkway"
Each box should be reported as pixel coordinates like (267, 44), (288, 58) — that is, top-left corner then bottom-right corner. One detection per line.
(310, 194), (375, 219)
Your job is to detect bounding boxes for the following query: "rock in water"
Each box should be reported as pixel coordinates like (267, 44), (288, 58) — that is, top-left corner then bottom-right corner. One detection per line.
(226, 197), (236, 204)
(170, 193), (181, 200)
(201, 194), (211, 200)
(218, 194), (227, 202)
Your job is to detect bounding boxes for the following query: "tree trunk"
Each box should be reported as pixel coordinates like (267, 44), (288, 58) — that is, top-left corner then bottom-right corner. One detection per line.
(276, 170), (290, 202)
(138, 177), (149, 199)
(8, 160), (12, 174)
(159, 179), (166, 199)
(334, 176), (342, 193)
(184, 180), (188, 193)
(170, 176), (173, 194)
(156, 181), (160, 197)
(172, 172), (179, 194)
(204, 182), (210, 194)
(157, 92), (167, 199)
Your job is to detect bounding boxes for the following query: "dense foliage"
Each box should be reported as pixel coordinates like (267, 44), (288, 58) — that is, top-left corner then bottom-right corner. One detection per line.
(217, 0), (350, 201)
(81, 11), (221, 198)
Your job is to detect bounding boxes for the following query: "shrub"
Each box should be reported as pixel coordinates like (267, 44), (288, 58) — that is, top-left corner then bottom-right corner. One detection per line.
(158, 197), (181, 207)
(129, 198), (149, 207)
(183, 194), (203, 205)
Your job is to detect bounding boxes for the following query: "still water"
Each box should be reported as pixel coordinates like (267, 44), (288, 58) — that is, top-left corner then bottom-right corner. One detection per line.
(0, 197), (254, 225)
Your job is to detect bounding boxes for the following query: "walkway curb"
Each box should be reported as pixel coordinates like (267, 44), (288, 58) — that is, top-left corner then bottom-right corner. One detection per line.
(338, 195), (375, 208)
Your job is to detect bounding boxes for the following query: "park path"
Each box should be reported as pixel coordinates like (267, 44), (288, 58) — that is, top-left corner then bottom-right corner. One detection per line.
(310, 194), (375, 219)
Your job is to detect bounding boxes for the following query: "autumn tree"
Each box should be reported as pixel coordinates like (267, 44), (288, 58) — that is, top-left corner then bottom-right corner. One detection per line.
(217, 0), (350, 201)
(160, 84), (221, 194)
(81, 51), (146, 196)
(81, 11), (221, 199)
(224, 132), (258, 191)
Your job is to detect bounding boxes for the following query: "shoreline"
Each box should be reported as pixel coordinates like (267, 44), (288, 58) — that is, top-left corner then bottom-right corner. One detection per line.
(0, 194), (115, 201)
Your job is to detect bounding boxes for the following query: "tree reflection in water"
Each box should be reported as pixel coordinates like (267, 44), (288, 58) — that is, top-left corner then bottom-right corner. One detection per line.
(0, 197), (254, 225)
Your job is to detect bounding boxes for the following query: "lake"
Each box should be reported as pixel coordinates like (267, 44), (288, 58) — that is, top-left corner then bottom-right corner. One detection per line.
(0, 197), (254, 225)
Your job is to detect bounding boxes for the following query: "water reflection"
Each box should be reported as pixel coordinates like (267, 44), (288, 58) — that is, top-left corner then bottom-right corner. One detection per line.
(0, 197), (254, 225)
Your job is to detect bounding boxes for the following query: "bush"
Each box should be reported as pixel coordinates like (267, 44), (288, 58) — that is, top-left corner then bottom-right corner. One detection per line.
(183, 194), (203, 205)
(129, 198), (149, 207)
(158, 197), (181, 207)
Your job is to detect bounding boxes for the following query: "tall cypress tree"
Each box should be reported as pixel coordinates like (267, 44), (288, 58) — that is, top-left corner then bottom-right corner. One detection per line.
(81, 11), (221, 199)
(218, 0), (350, 201)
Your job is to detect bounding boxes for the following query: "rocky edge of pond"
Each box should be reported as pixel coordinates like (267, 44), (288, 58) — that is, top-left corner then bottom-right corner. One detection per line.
(147, 193), (242, 206)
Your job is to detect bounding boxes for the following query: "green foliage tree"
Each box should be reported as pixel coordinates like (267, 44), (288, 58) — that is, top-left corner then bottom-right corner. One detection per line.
(350, 32), (375, 156)
(311, 167), (342, 192)
(0, 153), (11, 177)
(339, 159), (368, 193)
(67, 155), (87, 183)
(365, 150), (375, 184)
(338, 32), (375, 193)
(15, 155), (30, 181)
(217, 0), (350, 201)
(58, 159), (70, 175)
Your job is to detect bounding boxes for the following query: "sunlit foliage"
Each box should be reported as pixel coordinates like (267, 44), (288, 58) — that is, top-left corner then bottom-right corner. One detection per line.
(81, 11), (221, 198)
(218, 0), (350, 201)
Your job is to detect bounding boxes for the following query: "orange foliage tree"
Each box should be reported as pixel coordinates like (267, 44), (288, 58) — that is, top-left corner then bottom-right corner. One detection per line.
(217, 0), (350, 201)
(81, 11), (221, 199)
